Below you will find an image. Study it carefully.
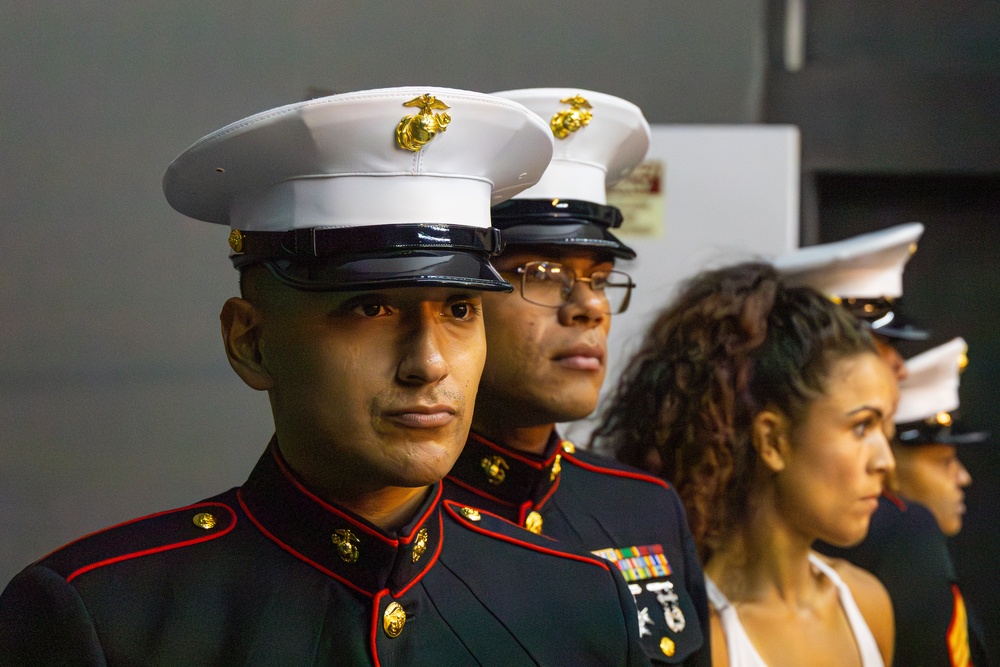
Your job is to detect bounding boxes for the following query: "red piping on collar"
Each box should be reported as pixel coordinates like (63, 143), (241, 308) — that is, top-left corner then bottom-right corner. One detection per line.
(238, 490), (372, 598)
(394, 509), (444, 598)
(469, 432), (560, 468)
(882, 489), (908, 512)
(270, 447), (397, 546)
(443, 474), (521, 508)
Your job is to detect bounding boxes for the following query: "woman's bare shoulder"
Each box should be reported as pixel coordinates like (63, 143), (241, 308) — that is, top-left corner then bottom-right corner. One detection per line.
(813, 552), (895, 664)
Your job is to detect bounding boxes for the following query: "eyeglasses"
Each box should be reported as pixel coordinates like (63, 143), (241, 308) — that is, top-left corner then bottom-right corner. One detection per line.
(509, 261), (634, 314)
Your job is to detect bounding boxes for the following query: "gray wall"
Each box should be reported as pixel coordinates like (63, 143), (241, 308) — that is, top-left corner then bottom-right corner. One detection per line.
(0, 1), (767, 587)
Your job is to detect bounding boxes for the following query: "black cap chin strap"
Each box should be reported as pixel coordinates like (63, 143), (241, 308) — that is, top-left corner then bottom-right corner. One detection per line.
(229, 224), (503, 269)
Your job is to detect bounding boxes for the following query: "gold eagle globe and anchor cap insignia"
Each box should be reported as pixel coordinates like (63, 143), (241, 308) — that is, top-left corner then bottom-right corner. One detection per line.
(396, 94), (452, 152)
(550, 95), (593, 139)
(163, 86), (553, 292)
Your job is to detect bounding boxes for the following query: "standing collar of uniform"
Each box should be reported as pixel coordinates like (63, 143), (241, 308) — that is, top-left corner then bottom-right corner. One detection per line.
(446, 430), (569, 509)
(237, 438), (443, 598)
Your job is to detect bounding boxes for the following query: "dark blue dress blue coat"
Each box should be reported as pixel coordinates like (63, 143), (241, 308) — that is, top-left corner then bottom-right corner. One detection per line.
(0, 441), (651, 666)
(445, 431), (709, 665)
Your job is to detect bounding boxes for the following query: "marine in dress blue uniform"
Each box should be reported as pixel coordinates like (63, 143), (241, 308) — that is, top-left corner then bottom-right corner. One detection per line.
(443, 89), (708, 665)
(1, 441), (648, 666)
(0, 87), (651, 666)
(778, 233), (990, 666)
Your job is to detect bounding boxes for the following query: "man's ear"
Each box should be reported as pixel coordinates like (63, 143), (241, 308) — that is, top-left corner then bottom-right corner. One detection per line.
(220, 297), (273, 391)
(751, 409), (792, 473)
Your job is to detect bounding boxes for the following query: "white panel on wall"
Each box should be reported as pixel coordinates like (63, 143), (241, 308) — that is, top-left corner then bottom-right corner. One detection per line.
(561, 124), (801, 447)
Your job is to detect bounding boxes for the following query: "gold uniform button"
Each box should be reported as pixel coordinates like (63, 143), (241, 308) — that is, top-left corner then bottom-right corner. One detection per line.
(383, 601), (406, 637)
(524, 511), (543, 535)
(660, 637), (675, 657)
(192, 512), (216, 530)
(560, 440), (576, 454)
(459, 507), (481, 521)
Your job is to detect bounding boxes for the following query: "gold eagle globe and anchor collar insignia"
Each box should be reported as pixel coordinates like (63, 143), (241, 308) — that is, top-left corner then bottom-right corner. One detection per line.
(331, 529), (361, 564)
(481, 455), (509, 485)
(445, 432), (566, 527)
(396, 94), (452, 152)
(550, 95), (593, 139)
(238, 440), (446, 596)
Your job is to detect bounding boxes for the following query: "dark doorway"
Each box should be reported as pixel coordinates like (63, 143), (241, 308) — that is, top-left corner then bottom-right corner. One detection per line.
(818, 172), (1000, 658)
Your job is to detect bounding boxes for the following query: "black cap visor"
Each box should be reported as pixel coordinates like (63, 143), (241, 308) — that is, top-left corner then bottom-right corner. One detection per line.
(491, 199), (636, 260)
(843, 299), (930, 341)
(230, 224), (512, 292)
(262, 251), (512, 292)
(896, 420), (989, 446)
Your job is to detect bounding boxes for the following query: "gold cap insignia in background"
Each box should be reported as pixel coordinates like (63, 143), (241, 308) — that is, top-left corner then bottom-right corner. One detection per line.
(396, 94), (452, 152)
(228, 229), (244, 254)
(550, 95), (593, 139)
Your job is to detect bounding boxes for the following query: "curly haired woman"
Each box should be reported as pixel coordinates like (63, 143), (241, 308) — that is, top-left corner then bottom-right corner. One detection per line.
(593, 262), (896, 667)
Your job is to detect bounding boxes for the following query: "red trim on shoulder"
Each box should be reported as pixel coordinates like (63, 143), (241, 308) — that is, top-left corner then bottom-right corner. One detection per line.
(65, 502), (237, 584)
(270, 447), (398, 547)
(563, 452), (670, 490)
(394, 510), (444, 598)
(469, 432), (557, 468)
(882, 490), (908, 512)
(237, 490), (372, 598)
(443, 475), (520, 508)
(442, 500), (610, 571)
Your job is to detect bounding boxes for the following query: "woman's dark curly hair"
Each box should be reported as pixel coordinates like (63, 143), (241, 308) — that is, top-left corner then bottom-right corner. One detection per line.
(591, 262), (875, 560)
